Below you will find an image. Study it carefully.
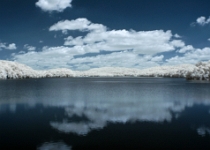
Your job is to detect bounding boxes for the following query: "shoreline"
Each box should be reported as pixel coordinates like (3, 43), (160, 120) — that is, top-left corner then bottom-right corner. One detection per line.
(0, 60), (210, 81)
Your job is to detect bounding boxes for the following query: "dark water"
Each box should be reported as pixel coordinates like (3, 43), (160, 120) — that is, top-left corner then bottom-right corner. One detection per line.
(0, 78), (210, 149)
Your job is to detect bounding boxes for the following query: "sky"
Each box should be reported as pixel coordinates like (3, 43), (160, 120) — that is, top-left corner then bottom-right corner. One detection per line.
(1, 0), (210, 70)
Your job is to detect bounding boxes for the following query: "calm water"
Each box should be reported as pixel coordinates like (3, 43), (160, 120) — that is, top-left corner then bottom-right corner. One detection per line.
(0, 78), (210, 149)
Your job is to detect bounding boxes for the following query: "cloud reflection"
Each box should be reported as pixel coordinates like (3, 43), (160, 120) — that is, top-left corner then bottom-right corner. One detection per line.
(197, 127), (210, 137)
(1, 78), (210, 136)
(49, 97), (191, 135)
(37, 142), (71, 150)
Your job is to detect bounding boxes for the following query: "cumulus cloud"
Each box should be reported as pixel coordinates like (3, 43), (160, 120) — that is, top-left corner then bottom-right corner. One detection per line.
(13, 46), (79, 69)
(166, 47), (210, 65)
(68, 52), (164, 70)
(170, 40), (185, 48)
(13, 18), (193, 70)
(13, 18), (186, 70)
(7, 43), (17, 50)
(178, 45), (194, 53)
(151, 55), (164, 62)
(174, 34), (181, 38)
(50, 18), (181, 55)
(0, 43), (17, 50)
(49, 18), (107, 32)
(196, 16), (210, 26)
(35, 0), (72, 12)
(13, 47), (164, 70)
(65, 30), (175, 55)
(24, 44), (36, 51)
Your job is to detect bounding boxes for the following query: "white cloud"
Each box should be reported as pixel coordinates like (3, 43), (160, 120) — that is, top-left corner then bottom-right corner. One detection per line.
(174, 34), (181, 38)
(151, 55), (164, 62)
(68, 52), (163, 70)
(35, 0), (72, 12)
(66, 29), (175, 55)
(196, 16), (210, 26)
(13, 46), (81, 69)
(51, 18), (178, 55)
(0, 43), (16, 50)
(24, 44), (36, 51)
(197, 16), (206, 25)
(13, 18), (202, 70)
(13, 47), (164, 70)
(178, 45), (194, 53)
(49, 18), (107, 32)
(7, 43), (17, 50)
(170, 40), (185, 48)
(166, 47), (210, 65)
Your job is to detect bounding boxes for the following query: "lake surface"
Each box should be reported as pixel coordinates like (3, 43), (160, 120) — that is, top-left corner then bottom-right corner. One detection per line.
(0, 77), (210, 149)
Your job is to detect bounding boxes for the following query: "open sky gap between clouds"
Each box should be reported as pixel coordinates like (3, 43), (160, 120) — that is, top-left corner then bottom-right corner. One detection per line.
(2, 0), (210, 70)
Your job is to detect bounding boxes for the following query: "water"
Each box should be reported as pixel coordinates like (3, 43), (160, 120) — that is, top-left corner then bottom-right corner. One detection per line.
(0, 77), (210, 149)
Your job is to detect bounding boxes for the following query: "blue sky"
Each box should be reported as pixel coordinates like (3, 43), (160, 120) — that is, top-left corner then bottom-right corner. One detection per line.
(1, 0), (210, 70)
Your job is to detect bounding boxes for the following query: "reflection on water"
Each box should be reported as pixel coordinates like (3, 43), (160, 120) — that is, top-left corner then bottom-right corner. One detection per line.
(38, 142), (71, 150)
(0, 78), (210, 149)
(197, 127), (210, 137)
